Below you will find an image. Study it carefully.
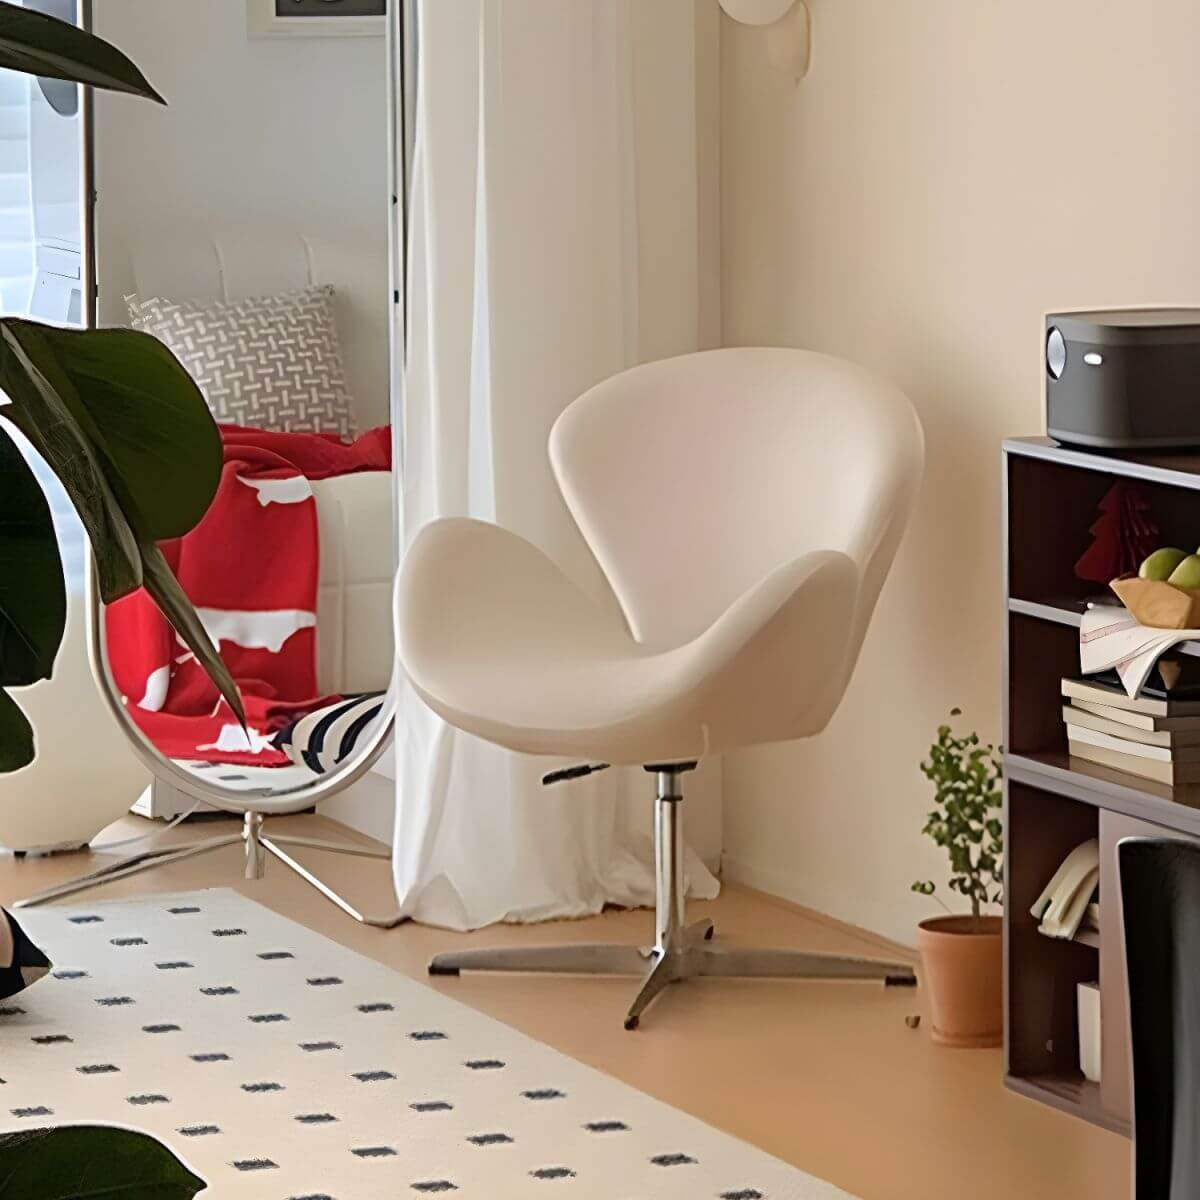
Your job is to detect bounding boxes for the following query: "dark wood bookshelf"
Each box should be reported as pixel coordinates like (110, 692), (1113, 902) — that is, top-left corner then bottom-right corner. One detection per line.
(1003, 436), (1200, 1134)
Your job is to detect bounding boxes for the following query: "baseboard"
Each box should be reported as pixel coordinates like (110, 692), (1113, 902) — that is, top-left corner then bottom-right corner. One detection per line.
(720, 853), (917, 956)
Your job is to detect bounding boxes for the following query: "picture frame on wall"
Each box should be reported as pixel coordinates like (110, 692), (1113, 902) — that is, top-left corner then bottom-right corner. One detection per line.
(247, 0), (386, 38)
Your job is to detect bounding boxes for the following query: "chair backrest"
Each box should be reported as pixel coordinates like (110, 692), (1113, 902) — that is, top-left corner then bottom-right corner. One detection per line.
(550, 348), (924, 653)
(1120, 838), (1200, 1199)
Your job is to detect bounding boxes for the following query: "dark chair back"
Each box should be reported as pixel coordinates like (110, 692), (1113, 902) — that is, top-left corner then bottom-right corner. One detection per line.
(1120, 838), (1200, 1199)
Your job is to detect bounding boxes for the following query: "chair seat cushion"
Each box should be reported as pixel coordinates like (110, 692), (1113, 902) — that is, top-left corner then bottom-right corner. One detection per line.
(397, 517), (860, 764)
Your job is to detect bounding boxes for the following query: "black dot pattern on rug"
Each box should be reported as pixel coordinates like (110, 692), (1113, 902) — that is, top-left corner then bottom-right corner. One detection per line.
(68, 915), (102, 924)
(530, 1167), (576, 1180)
(12, 893), (817, 1198)
(232, 1159), (278, 1172)
(168, 906), (201, 915)
(651, 1153), (697, 1167)
(0, 1006), (25, 1017)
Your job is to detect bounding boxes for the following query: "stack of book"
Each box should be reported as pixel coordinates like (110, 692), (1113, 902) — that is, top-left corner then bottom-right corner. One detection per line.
(1063, 677), (1200, 786)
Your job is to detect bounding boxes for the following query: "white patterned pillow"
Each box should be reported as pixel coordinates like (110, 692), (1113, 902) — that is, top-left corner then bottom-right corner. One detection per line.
(127, 285), (356, 438)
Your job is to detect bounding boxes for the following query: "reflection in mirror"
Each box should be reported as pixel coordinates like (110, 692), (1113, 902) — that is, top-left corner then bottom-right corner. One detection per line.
(13, 0), (402, 923)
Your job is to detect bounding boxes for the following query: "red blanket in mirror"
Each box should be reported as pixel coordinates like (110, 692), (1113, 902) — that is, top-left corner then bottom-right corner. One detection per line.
(106, 425), (391, 767)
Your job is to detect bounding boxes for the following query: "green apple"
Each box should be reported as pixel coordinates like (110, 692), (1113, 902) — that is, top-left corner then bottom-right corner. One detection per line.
(1168, 554), (1200, 591)
(1140, 547), (1189, 581)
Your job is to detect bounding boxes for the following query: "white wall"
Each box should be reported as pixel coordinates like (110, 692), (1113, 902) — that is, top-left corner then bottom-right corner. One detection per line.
(720, 0), (1200, 945)
(93, 0), (388, 407)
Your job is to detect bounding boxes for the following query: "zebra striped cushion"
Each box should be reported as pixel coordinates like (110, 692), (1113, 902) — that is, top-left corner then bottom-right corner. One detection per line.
(273, 693), (386, 775)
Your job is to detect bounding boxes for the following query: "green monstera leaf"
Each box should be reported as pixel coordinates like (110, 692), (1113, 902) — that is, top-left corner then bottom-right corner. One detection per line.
(0, 322), (245, 744)
(0, 0), (163, 102)
(0, 1126), (206, 1198)
(0, 426), (65, 689)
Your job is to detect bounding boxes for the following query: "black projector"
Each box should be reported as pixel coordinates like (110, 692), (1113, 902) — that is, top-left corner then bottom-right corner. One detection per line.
(1046, 309), (1200, 450)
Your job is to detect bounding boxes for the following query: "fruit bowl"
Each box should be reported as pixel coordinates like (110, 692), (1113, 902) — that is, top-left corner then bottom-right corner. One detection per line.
(1111, 576), (1200, 629)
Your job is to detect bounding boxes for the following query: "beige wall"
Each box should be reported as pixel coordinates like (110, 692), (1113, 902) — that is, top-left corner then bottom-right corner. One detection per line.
(720, 0), (1200, 944)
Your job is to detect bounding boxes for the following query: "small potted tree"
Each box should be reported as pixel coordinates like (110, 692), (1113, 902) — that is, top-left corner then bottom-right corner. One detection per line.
(912, 709), (1003, 1048)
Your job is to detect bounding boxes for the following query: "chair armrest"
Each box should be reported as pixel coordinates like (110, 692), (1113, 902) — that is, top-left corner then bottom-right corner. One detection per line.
(396, 518), (624, 693)
(688, 550), (861, 746)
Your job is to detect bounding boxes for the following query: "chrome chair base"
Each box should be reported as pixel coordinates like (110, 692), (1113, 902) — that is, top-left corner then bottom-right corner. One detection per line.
(14, 812), (403, 928)
(429, 765), (917, 1029)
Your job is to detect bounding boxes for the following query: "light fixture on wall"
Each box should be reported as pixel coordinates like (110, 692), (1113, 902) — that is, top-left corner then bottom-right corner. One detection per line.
(718, 0), (811, 82)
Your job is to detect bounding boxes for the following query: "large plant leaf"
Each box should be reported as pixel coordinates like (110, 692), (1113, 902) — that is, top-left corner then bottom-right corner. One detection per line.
(0, 689), (33, 773)
(0, 427), (65, 687)
(0, 1), (164, 103)
(2, 322), (223, 543)
(142, 544), (245, 726)
(0, 323), (141, 601)
(0, 1126), (205, 1198)
(0, 320), (245, 726)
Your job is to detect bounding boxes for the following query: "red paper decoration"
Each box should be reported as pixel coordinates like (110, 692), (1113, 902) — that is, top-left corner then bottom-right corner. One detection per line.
(1074, 481), (1159, 584)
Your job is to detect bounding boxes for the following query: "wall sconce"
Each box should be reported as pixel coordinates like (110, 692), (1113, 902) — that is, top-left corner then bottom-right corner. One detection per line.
(718, 0), (811, 82)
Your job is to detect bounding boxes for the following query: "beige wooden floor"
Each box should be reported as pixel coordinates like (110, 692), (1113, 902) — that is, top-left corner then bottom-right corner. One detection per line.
(0, 812), (1128, 1200)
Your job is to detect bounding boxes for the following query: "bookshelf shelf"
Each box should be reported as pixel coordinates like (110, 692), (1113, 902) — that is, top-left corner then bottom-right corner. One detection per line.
(1005, 1074), (1128, 1138)
(1004, 437), (1200, 1135)
(1006, 596), (1200, 658)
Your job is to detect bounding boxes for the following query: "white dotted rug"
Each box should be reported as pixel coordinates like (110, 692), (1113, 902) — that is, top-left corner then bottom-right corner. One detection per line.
(5, 889), (854, 1199)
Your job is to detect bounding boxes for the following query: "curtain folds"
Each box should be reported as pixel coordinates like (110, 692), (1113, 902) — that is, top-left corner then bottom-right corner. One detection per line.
(392, 0), (720, 931)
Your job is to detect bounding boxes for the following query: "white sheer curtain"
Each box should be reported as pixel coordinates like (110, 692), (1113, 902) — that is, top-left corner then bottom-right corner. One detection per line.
(393, 0), (721, 930)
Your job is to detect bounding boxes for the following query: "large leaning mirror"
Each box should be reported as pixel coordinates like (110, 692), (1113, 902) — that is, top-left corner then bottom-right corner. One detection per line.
(14, 0), (405, 924)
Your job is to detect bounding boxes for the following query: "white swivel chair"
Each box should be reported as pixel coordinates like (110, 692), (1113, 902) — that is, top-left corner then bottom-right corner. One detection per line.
(397, 347), (925, 1028)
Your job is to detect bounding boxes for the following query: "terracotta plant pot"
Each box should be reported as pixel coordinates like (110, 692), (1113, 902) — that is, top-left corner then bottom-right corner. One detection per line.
(916, 915), (1002, 1048)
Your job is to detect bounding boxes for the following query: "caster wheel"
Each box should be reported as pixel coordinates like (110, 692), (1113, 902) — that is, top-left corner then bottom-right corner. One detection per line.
(885, 973), (918, 988)
(428, 963), (461, 978)
(624, 1016), (640, 1031)
(704, 925), (715, 941)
